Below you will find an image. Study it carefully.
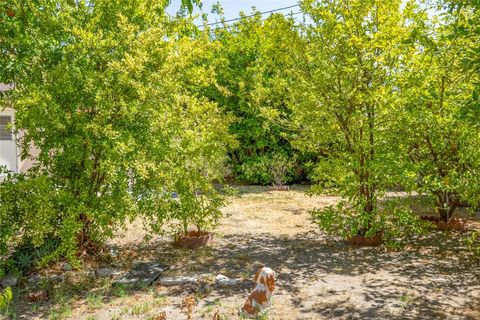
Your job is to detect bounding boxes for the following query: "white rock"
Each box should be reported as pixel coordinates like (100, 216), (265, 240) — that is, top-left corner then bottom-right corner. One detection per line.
(215, 274), (237, 286)
(159, 276), (197, 286)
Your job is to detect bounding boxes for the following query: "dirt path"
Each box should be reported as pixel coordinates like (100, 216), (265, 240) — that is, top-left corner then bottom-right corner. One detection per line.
(8, 187), (480, 320)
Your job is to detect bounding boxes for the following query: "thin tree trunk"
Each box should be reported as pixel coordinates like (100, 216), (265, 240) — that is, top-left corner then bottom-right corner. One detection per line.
(436, 192), (459, 222)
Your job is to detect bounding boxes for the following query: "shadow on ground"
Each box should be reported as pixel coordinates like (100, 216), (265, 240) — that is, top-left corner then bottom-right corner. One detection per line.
(130, 229), (480, 319)
(8, 229), (480, 320)
(7, 190), (480, 320)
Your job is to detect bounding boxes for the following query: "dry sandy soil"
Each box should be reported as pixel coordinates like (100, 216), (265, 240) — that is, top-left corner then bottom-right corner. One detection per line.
(4, 186), (480, 320)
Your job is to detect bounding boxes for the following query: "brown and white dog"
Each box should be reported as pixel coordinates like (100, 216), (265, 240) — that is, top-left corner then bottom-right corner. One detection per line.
(241, 267), (275, 318)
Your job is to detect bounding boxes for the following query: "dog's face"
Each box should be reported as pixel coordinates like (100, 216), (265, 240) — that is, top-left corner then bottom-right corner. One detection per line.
(253, 267), (275, 293)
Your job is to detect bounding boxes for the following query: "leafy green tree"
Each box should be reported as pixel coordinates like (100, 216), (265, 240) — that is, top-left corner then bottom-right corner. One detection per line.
(444, 8), (480, 268)
(203, 11), (307, 185)
(394, 3), (480, 221)
(154, 94), (234, 236)
(0, 0), (231, 263)
(0, 0), (201, 83)
(292, 0), (421, 237)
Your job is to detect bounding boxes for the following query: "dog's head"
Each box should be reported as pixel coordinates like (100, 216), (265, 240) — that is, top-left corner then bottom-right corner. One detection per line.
(253, 267), (275, 292)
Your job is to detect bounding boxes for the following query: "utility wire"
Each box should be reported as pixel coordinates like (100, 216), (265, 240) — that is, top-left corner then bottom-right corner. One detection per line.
(196, 3), (300, 28)
(203, 11), (304, 32)
(196, 1), (443, 32)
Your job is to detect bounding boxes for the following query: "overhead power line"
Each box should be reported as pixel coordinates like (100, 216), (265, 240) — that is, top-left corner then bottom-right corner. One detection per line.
(203, 11), (304, 32)
(196, 3), (301, 28)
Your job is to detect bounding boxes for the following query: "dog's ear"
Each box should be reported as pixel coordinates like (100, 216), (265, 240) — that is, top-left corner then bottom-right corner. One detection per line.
(266, 273), (275, 292)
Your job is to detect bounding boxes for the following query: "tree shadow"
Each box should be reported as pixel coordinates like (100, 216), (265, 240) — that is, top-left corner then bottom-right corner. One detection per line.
(141, 229), (480, 319)
(9, 225), (480, 319)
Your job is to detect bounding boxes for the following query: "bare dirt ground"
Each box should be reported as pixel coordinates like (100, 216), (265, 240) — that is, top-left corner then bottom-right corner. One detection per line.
(5, 186), (480, 320)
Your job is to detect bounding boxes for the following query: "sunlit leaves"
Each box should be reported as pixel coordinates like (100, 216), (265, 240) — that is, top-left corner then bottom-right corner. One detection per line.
(0, 287), (12, 310)
(0, 0), (231, 262)
(293, 0), (426, 236)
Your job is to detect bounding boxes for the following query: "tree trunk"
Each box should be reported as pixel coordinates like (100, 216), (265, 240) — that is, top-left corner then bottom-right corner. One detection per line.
(359, 154), (375, 235)
(77, 212), (92, 252)
(359, 104), (376, 234)
(436, 192), (459, 222)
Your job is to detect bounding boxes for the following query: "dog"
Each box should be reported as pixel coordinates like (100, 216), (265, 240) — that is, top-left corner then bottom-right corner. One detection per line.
(241, 266), (275, 318)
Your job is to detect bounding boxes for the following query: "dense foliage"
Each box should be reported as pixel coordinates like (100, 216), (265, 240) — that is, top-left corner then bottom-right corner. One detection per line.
(395, 5), (480, 222)
(291, 0), (427, 237)
(202, 12), (311, 185)
(0, 0), (479, 270)
(0, 0), (232, 270)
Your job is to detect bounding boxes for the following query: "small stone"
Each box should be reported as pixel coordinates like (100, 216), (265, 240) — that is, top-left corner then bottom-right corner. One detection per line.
(62, 263), (73, 271)
(159, 276), (197, 286)
(1, 273), (18, 287)
(215, 274), (237, 286)
(96, 268), (123, 278)
(25, 290), (48, 302)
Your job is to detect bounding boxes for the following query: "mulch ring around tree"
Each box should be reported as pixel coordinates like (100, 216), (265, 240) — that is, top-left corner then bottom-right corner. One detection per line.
(345, 231), (383, 246)
(173, 231), (214, 249)
(420, 215), (466, 231)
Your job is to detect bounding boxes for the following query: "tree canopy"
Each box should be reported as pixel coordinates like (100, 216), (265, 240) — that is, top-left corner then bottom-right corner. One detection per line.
(1, 0), (479, 270)
(0, 0), (231, 264)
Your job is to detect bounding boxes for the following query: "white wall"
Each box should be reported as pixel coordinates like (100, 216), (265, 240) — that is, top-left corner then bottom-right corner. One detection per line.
(0, 107), (18, 174)
(0, 84), (39, 178)
(0, 109), (39, 177)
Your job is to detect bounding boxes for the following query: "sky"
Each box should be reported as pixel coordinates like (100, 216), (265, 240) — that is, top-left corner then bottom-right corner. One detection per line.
(166, 1), (441, 28)
(167, 0), (301, 26)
